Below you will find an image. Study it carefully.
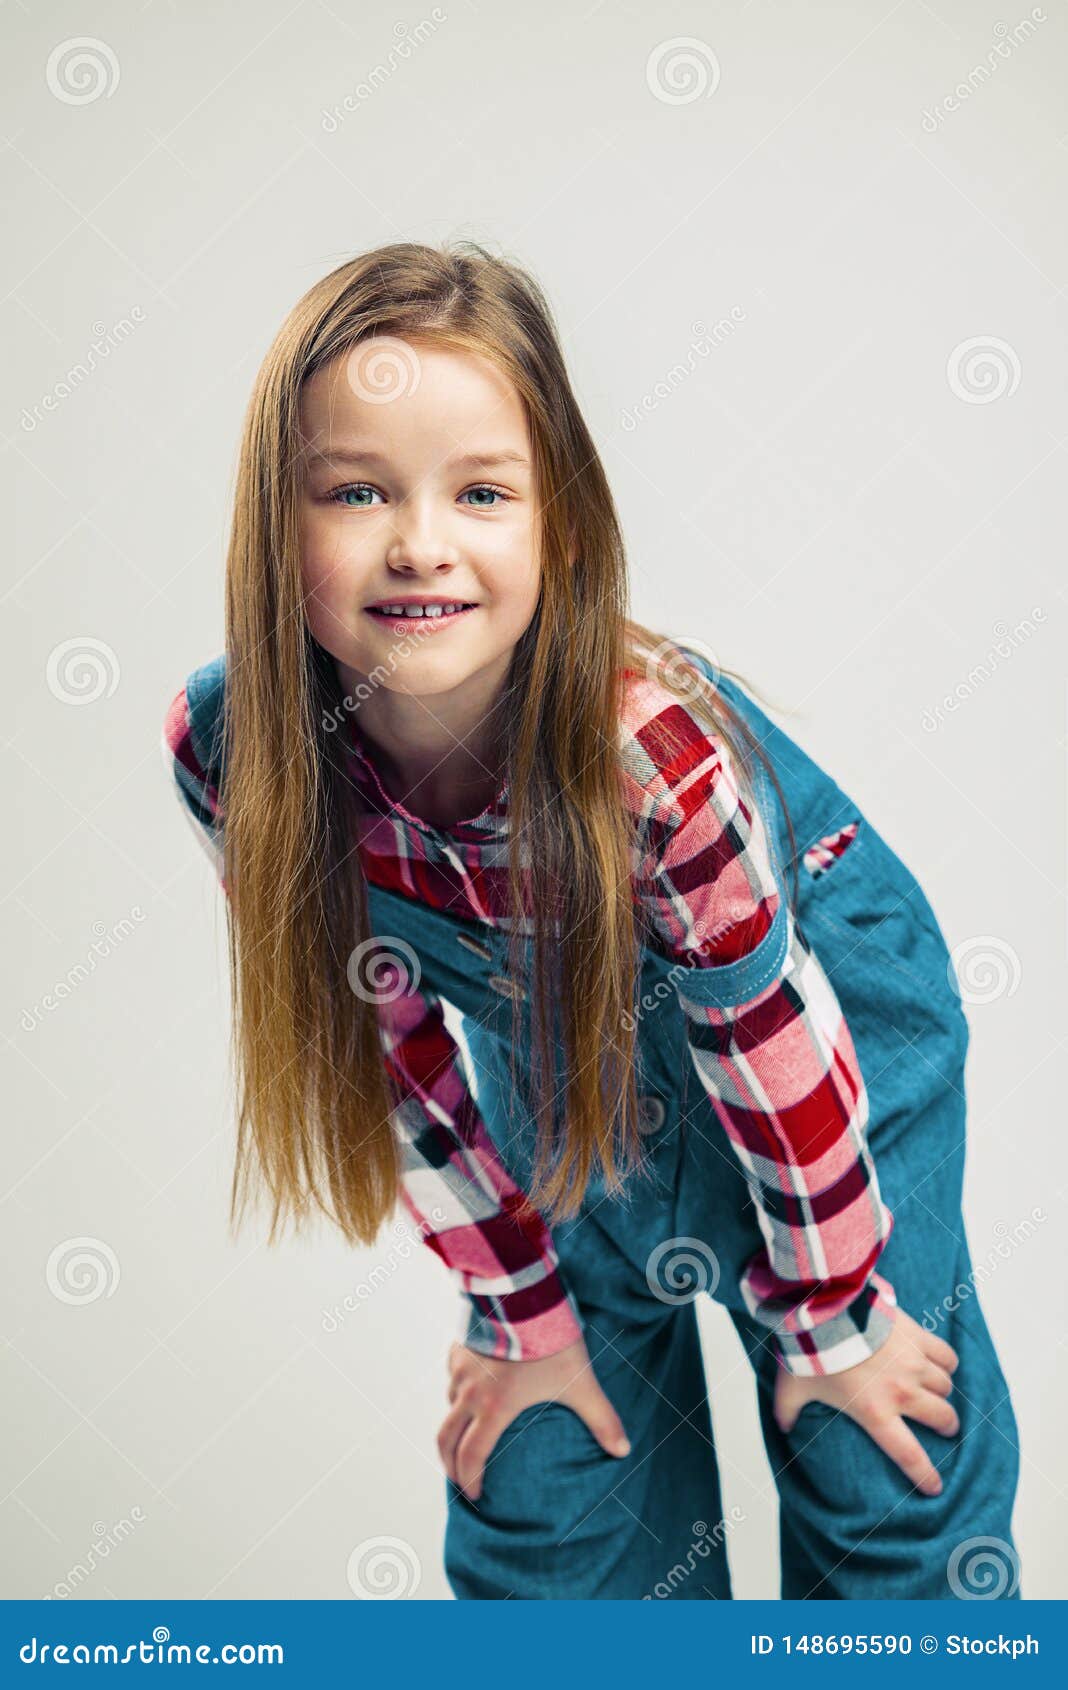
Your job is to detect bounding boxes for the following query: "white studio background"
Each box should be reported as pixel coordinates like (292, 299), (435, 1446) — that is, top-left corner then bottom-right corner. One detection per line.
(3, 0), (1064, 1601)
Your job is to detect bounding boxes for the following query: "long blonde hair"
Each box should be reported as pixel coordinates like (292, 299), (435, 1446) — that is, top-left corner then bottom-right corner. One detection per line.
(218, 239), (799, 1248)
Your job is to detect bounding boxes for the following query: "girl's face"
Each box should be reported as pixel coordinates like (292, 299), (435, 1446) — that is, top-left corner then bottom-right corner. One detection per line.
(298, 338), (541, 701)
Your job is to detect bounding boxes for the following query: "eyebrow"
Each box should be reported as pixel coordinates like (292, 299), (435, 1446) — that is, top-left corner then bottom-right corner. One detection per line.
(309, 447), (529, 471)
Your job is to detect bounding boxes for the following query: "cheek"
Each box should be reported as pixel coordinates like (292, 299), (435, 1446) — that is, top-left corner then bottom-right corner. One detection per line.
(301, 554), (343, 615)
(504, 557), (542, 626)
(299, 505), (365, 608)
(487, 544), (540, 610)
(299, 544), (366, 655)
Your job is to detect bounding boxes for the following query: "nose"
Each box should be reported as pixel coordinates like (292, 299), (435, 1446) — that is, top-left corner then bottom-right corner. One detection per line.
(386, 496), (460, 575)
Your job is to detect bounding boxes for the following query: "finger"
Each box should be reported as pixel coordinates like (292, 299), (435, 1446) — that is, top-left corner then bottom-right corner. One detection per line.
(920, 1329), (959, 1373)
(920, 1362), (954, 1399)
(454, 1416), (508, 1503)
(565, 1387), (631, 1458)
(862, 1412), (944, 1497)
(772, 1378), (808, 1435)
(437, 1401), (476, 1488)
(906, 1388), (960, 1439)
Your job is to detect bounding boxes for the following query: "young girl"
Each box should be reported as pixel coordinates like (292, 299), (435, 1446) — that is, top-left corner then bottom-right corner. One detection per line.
(163, 240), (1021, 1601)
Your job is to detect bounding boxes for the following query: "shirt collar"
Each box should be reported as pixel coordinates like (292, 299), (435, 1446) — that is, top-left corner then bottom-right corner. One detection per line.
(342, 713), (510, 844)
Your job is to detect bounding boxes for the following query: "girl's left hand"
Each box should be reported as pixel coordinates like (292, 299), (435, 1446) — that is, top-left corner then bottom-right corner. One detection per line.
(772, 1305), (959, 1497)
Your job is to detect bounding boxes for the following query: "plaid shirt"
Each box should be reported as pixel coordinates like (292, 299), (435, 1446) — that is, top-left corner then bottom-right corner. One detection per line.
(163, 660), (896, 1379)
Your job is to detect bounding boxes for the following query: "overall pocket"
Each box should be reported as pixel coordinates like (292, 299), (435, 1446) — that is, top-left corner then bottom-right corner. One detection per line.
(795, 814), (971, 1127)
(797, 815), (957, 1004)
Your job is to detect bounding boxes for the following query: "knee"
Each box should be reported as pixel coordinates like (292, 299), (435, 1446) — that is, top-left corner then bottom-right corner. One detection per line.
(443, 1402), (621, 1599)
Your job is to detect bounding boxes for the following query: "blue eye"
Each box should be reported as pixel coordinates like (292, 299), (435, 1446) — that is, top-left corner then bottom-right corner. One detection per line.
(331, 484), (380, 507)
(461, 485), (509, 508)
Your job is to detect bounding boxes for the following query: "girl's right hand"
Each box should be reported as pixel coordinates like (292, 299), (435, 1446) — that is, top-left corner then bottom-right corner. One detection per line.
(438, 1336), (632, 1502)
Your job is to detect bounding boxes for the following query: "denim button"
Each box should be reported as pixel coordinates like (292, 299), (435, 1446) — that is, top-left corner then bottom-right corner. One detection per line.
(637, 1094), (666, 1134)
(488, 972), (528, 1002)
(456, 932), (493, 961)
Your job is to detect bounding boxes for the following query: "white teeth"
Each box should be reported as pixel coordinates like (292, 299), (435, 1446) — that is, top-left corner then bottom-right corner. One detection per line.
(372, 602), (471, 617)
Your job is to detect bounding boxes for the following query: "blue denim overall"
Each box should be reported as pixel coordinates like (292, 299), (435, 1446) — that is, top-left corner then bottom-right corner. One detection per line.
(360, 657), (1022, 1603)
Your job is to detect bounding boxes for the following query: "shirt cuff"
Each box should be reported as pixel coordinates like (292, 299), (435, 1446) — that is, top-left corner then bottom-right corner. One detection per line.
(771, 1271), (898, 1378)
(460, 1279), (586, 1362)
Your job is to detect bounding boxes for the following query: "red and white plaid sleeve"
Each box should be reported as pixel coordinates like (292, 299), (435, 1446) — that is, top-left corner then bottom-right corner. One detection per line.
(164, 683), (582, 1362)
(378, 980), (586, 1362)
(627, 681), (897, 1378)
(162, 684), (228, 890)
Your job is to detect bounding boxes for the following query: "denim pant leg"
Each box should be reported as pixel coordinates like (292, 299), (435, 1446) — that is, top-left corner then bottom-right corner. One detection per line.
(734, 1061), (1023, 1601)
(733, 1224), (1022, 1600)
(676, 996), (1023, 1600)
(444, 1288), (732, 1600)
(445, 1027), (734, 1600)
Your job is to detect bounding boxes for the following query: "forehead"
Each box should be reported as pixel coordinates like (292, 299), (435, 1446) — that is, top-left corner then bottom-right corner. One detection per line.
(298, 338), (529, 457)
